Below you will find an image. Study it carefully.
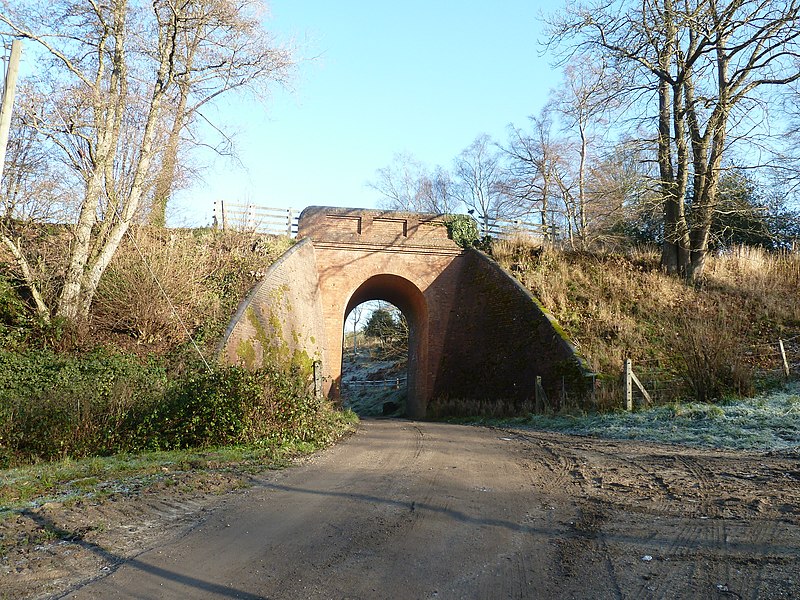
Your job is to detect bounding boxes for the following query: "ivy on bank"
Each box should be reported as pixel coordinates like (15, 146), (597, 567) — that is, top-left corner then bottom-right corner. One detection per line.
(444, 214), (492, 251)
(0, 349), (350, 468)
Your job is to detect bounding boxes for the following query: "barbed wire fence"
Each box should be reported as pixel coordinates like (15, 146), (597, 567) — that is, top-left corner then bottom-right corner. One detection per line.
(618, 334), (799, 411)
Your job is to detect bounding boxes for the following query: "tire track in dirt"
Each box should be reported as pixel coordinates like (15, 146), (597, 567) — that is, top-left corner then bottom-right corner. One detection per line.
(500, 429), (800, 600)
(495, 429), (582, 498)
(496, 430), (635, 597)
(6, 421), (800, 599)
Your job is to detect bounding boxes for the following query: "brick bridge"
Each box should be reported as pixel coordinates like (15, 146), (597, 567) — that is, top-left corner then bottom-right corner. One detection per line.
(220, 206), (587, 418)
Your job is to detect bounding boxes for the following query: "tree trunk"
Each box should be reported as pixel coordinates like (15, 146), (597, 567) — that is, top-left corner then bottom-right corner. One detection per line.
(149, 82), (190, 228)
(56, 0), (128, 322)
(658, 0), (691, 276)
(1, 233), (50, 320)
(56, 170), (105, 320)
(658, 76), (683, 274)
(577, 123), (588, 248)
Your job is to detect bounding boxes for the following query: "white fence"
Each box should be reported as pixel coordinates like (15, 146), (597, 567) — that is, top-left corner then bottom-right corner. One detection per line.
(212, 201), (298, 236)
(342, 376), (407, 390)
(484, 217), (551, 241)
(211, 202), (551, 241)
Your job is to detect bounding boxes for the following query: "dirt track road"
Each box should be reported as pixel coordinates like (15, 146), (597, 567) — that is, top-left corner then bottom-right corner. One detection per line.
(13, 420), (800, 599)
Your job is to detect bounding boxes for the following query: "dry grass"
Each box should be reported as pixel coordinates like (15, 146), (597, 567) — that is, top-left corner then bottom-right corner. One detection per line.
(1, 226), (294, 353)
(493, 239), (800, 405)
(92, 228), (293, 352)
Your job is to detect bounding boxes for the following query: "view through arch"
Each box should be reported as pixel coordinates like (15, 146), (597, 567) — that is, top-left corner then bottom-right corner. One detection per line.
(341, 300), (408, 417)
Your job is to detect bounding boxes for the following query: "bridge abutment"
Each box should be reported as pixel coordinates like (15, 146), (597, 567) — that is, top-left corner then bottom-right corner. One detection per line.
(220, 206), (588, 417)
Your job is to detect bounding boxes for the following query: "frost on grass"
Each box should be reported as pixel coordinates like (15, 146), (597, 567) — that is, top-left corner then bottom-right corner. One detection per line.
(524, 383), (800, 451)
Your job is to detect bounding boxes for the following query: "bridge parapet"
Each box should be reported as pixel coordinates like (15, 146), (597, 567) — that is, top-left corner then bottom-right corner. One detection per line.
(298, 206), (461, 253)
(222, 205), (589, 418)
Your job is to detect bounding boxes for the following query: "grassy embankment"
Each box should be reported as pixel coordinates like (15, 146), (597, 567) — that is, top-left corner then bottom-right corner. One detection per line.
(490, 239), (800, 449)
(0, 229), (356, 510)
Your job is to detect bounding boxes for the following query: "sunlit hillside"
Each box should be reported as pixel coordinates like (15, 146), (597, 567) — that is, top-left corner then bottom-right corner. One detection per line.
(492, 239), (800, 407)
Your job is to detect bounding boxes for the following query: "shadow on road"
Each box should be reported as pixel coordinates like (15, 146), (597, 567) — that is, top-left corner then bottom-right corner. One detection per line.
(23, 510), (269, 599)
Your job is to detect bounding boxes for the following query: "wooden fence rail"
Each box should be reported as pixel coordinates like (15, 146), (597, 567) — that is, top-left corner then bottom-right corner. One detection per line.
(210, 202), (555, 241)
(484, 217), (551, 241)
(343, 377), (407, 389)
(212, 201), (298, 236)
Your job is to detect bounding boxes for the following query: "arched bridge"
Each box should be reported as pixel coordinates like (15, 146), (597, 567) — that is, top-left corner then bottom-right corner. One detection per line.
(220, 206), (587, 418)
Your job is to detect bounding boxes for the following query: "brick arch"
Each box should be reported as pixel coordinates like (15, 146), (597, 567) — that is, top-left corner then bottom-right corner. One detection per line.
(344, 274), (428, 417)
(221, 206), (589, 419)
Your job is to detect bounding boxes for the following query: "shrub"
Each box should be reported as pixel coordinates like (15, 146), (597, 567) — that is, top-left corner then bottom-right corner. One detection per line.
(91, 228), (294, 352)
(444, 214), (483, 249)
(0, 276), (31, 349)
(0, 348), (345, 466)
(134, 367), (262, 451)
(0, 349), (167, 464)
(672, 314), (754, 403)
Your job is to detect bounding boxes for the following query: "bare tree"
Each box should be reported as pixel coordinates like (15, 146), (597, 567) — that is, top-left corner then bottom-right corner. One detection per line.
(0, 107), (74, 319)
(588, 136), (662, 244)
(501, 111), (563, 240)
(549, 0), (800, 278)
(0, 0), (293, 324)
(369, 152), (458, 214)
(148, 0), (292, 227)
(550, 56), (622, 247)
(348, 304), (364, 352)
(454, 134), (520, 236)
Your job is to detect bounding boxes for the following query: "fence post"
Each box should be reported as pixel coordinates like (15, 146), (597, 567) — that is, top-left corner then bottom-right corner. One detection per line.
(312, 360), (322, 397)
(220, 199), (226, 231)
(535, 376), (547, 413)
(247, 204), (255, 231)
(586, 372), (597, 405)
(286, 208), (293, 235)
(624, 359), (633, 411)
(779, 339), (790, 378)
(623, 358), (652, 410)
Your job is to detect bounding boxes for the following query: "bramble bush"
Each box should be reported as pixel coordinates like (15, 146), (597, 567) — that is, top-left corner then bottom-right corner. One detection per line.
(0, 349), (348, 467)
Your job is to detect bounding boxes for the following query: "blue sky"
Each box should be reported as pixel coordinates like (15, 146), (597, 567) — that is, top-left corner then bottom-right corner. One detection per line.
(171, 1), (563, 226)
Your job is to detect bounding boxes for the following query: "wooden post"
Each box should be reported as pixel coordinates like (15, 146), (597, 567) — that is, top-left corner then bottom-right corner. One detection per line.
(0, 40), (23, 185)
(624, 359), (633, 411)
(779, 339), (790, 378)
(624, 358), (652, 410)
(535, 376), (547, 413)
(246, 204), (255, 231)
(587, 373), (597, 405)
(312, 360), (322, 397)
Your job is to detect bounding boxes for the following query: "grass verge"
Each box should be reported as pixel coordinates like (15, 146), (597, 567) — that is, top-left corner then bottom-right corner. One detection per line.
(483, 382), (800, 452)
(0, 411), (358, 518)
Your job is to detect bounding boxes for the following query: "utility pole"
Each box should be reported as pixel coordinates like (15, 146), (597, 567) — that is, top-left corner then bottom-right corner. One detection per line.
(0, 40), (23, 185)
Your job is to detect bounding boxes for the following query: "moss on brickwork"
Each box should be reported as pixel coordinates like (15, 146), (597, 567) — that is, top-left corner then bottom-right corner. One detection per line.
(240, 295), (318, 380)
(236, 338), (256, 369)
(292, 348), (316, 378)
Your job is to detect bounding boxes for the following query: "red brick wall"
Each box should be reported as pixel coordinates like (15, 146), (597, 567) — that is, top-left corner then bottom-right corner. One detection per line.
(221, 207), (587, 416)
(429, 249), (588, 412)
(219, 238), (325, 387)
